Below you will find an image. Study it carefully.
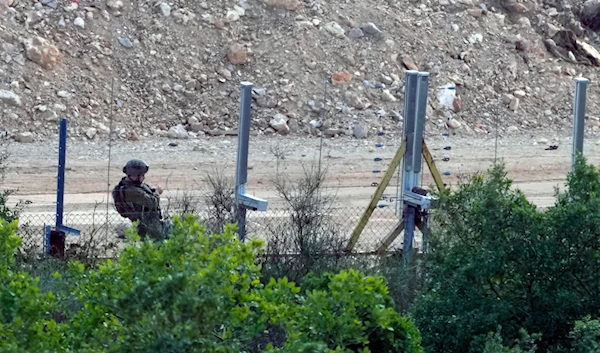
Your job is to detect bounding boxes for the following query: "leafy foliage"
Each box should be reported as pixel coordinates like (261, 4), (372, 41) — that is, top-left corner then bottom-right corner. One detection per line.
(0, 215), (421, 353)
(0, 219), (62, 353)
(281, 269), (424, 353)
(413, 158), (600, 353)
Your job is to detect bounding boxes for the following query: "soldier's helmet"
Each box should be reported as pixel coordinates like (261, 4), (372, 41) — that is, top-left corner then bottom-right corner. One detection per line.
(123, 159), (149, 176)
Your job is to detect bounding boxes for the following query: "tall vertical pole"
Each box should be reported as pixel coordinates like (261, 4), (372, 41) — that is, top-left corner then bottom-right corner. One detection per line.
(399, 71), (419, 219)
(402, 72), (429, 261)
(56, 118), (67, 228)
(235, 82), (253, 241)
(412, 72), (429, 188)
(572, 77), (588, 171)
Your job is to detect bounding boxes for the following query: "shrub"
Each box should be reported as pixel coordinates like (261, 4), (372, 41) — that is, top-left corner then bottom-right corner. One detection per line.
(65, 215), (266, 353)
(0, 219), (62, 352)
(287, 269), (424, 353)
(1, 214), (423, 353)
(412, 158), (600, 353)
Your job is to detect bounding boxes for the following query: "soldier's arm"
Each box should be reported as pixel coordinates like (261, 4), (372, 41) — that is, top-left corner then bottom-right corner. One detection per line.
(123, 186), (160, 210)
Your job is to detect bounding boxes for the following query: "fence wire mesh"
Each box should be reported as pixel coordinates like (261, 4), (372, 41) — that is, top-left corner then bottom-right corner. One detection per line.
(16, 204), (405, 258)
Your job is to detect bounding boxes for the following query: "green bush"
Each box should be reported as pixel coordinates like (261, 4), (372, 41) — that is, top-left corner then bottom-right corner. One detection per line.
(0, 219), (62, 353)
(412, 159), (600, 353)
(0, 215), (422, 353)
(291, 270), (424, 353)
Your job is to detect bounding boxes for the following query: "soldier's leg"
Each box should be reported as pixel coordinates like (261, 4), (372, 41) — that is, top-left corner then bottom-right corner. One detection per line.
(136, 222), (148, 241)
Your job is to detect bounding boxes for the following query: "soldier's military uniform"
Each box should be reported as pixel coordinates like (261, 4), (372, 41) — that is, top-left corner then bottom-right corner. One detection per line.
(113, 159), (168, 241)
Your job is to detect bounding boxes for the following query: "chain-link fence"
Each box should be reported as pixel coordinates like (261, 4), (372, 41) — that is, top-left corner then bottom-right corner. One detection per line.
(16, 204), (406, 258)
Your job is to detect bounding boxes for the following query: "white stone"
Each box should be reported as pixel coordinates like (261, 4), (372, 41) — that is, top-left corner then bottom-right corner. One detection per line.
(85, 127), (97, 139)
(0, 90), (21, 106)
(270, 113), (289, 134)
(159, 2), (171, 16)
(74, 17), (85, 28)
(168, 124), (189, 139)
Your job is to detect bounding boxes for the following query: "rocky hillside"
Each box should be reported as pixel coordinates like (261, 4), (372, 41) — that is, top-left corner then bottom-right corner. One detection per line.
(2, 0), (600, 143)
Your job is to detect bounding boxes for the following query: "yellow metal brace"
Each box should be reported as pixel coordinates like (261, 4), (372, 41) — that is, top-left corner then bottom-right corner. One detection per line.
(345, 139), (407, 252)
(422, 142), (446, 192)
(346, 140), (446, 253)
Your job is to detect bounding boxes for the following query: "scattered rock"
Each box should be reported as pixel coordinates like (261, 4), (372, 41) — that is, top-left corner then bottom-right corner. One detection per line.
(0, 90), (21, 106)
(467, 8), (483, 17)
(507, 125), (519, 133)
(500, 0), (529, 13)
(118, 38), (134, 48)
(344, 91), (367, 109)
(15, 132), (34, 143)
(129, 130), (140, 141)
(74, 17), (85, 28)
(547, 23), (561, 37)
(25, 37), (61, 70)
(217, 68), (232, 79)
(513, 90), (526, 98)
(445, 117), (462, 131)
(331, 72), (352, 85)
(57, 91), (72, 98)
(537, 137), (549, 144)
(41, 0), (58, 9)
(448, 94), (461, 112)
(324, 21), (345, 37)
(264, 0), (300, 10)
(227, 43), (248, 65)
(107, 0), (123, 9)
(288, 119), (299, 132)
(509, 97), (520, 111)
(307, 100), (324, 113)
(41, 110), (59, 122)
(381, 90), (397, 102)
(353, 122), (367, 138)
(226, 8), (243, 22)
(502, 93), (514, 105)
(468, 33), (483, 44)
(158, 2), (171, 16)
(85, 128), (97, 139)
(400, 54), (419, 71)
(515, 38), (534, 52)
(256, 96), (277, 108)
(270, 113), (289, 134)
(324, 128), (342, 137)
(189, 123), (203, 132)
(168, 124), (190, 139)
(360, 22), (383, 39)
(348, 28), (364, 39)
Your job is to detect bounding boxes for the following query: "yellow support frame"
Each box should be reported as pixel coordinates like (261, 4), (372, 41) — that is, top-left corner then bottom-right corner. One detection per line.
(346, 139), (446, 253)
(345, 139), (407, 252)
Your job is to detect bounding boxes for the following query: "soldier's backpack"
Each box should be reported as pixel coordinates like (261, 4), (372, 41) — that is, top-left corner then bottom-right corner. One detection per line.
(112, 183), (134, 220)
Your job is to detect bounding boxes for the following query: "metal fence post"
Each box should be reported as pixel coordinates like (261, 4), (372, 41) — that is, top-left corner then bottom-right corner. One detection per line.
(48, 118), (80, 257)
(572, 77), (588, 171)
(402, 71), (429, 261)
(56, 118), (67, 229)
(235, 82), (253, 241)
(398, 71), (419, 220)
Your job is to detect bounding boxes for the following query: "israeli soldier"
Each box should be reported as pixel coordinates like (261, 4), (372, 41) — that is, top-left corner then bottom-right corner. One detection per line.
(112, 159), (168, 241)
